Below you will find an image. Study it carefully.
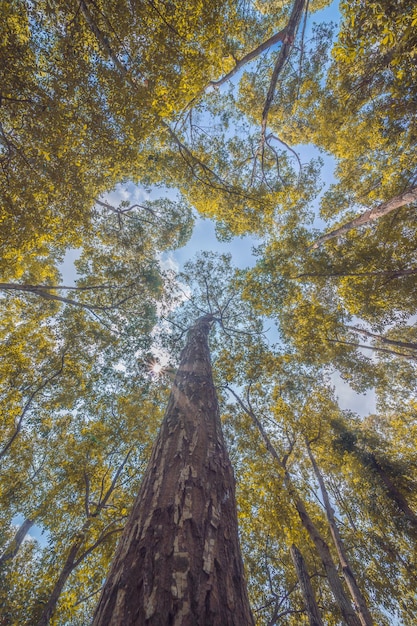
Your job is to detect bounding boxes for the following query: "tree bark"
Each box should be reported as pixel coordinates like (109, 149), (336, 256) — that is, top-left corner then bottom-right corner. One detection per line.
(306, 442), (374, 626)
(93, 314), (254, 626)
(290, 543), (324, 626)
(311, 186), (417, 249)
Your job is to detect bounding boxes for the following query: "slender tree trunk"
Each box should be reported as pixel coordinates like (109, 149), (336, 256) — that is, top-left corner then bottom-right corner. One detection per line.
(368, 454), (417, 532)
(311, 186), (417, 248)
(347, 325), (417, 353)
(290, 543), (324, 626)
(226, 386), (360, 626)
(306, 442), (374, 626)
(0, 518), (34, 567)
(287, 481), (362, 626)
(93, 315), (254, 626)
(36, 533), (86, 626)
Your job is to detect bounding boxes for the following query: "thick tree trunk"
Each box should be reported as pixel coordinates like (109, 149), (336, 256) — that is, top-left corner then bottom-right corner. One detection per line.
(290, 543), (324, 626)
(0, 518), (34, 567)
(306, 442), (374, 626)
(93, 314), (254, 626)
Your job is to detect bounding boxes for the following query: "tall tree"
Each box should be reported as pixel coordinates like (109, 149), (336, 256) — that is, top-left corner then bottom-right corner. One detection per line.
(93, 314), (254, 625)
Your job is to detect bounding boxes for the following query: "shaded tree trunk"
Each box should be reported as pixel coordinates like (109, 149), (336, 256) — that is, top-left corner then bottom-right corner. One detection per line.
(0, 518), (34, 567)
(305, 441), (374, 626)
(367, 454), (417, 532)
(37, 535), (85, 626)
(93, 314), (254, 626)
(288, 484), (362, 626)
(290, 543), (324, 626)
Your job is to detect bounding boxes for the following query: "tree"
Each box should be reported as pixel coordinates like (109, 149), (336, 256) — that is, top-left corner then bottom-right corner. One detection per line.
(93, 314), (254, 625)
(290, 543), (324, 626)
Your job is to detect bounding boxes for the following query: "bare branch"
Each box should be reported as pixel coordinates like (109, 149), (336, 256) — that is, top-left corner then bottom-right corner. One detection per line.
(210, 29), (289, 89)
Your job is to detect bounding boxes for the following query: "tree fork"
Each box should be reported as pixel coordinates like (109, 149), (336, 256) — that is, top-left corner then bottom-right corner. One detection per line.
(93, 314), (254, 625)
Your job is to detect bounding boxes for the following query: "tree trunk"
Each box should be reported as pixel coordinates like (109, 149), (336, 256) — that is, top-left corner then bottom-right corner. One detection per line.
(306, 442), (374, 626)
(347, 325), (417, 353)
(36, 532), (86, 626)
(92, 314), (254, 626)
(368, 454), (417, 532)
(311, 186), (417, 248)
(226, 387), (360, 626)
(290, 543), (324, 626)
(288, 483), (362, 626)
(0, 518), (34, 567)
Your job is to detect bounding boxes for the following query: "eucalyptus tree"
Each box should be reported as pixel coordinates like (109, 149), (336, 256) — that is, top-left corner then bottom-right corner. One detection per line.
(93, 252), (263, 625)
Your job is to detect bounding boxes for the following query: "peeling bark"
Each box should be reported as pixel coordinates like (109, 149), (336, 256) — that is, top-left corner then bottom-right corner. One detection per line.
(93, 315), (254, 626)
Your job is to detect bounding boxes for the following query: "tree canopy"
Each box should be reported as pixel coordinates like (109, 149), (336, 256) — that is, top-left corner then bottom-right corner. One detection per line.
(1, 0), (416, 624)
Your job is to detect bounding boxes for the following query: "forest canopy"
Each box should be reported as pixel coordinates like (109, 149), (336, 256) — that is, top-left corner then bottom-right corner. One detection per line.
(1, 0), (416, 624)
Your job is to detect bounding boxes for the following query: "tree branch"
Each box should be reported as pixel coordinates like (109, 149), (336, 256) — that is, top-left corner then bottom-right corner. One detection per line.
(311, 186), (417, 249)
(261, 0), (307, 142)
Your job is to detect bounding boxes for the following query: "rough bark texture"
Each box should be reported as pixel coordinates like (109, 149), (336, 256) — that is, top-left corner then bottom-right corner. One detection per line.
(306, 442), (374, 626)
(290, 543), (324, 626)
(93, 315), (254, 626)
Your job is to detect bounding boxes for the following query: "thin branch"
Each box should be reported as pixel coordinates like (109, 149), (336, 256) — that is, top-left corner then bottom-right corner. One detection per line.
(74, 586), (103, 608)
(84, 471), (91, 519)
(0, 281), (128, 292)
(292, 268), (417, 280)
(73, 526), (124, 568)
(327, 338), (417, 360)
(210, 29), (289, 89)
(346, 325), (417, 352)
(79, 0), (133, 77)
(0, 282), (137, 312)
(296, 0), (309, 100)
(96, 449), (132, 513)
